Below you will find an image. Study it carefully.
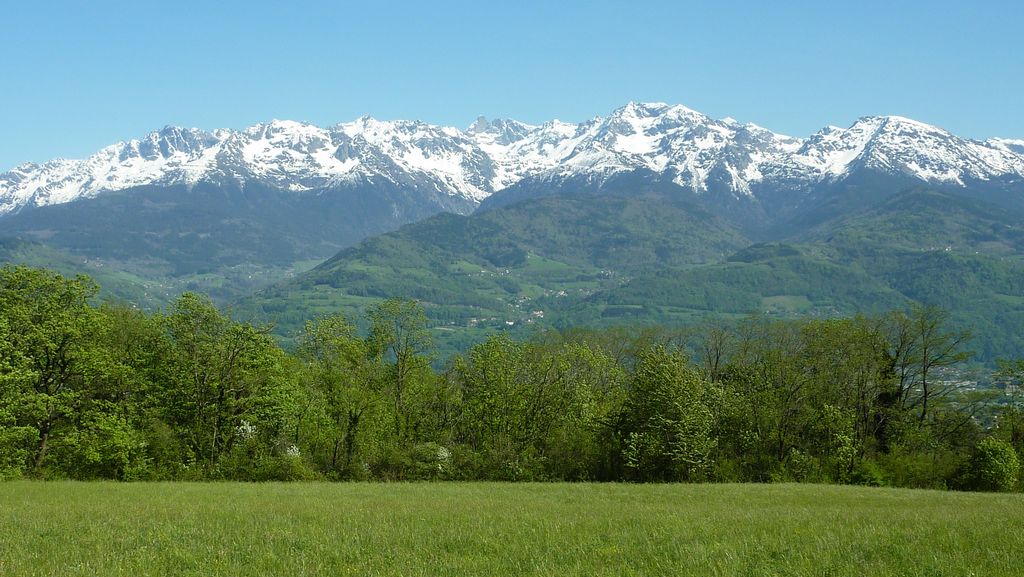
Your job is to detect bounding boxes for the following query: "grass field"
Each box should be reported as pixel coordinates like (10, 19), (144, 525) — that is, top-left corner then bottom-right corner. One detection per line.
(1, 482), (1022, 576)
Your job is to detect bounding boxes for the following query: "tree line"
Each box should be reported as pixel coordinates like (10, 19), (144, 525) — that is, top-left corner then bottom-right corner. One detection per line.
(0, 265), (1021, 490)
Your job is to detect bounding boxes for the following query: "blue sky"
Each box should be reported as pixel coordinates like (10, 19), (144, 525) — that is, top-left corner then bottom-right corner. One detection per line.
(2, 0), (1021, 169)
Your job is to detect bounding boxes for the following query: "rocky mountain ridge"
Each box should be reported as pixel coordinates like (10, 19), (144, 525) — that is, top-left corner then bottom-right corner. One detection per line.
(4, 102), (1022, 217)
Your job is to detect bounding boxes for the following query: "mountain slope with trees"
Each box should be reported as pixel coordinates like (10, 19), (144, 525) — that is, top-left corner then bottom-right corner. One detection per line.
(241, 188), (749, 347)
(241, 187), (1024, 361)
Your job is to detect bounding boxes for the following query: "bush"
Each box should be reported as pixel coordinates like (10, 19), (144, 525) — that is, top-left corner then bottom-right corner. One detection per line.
(619, 347), (716, 482)
(876, 444), (964, 490)
(967, 437), (1020, 492)
(0, 424), (35, 480)
(253, 455), (319, 482)
(369, 445), (413, 480)
(847, 460), (886, 487)
(48, 409), (150, 480)
(216, 439), (318, 482)
(409, 443), (452, 480)
(771, 448), (824, 483)
(139, 419), (193, 480)
(444, 445), (484, 480)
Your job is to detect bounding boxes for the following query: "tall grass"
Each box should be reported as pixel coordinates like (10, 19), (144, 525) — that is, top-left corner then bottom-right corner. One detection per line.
(1, 482), (1021, 576)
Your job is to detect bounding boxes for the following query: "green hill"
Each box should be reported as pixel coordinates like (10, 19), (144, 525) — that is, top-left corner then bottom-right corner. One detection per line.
(0, 181), (469, 303)
(799, 188), (1024, 254)
(0, 237), (163, 305)
(238, 190), (748, 346)
(238, 188), (1024, 361)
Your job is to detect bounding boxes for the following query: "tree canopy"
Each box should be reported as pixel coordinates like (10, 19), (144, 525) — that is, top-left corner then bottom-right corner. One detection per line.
(0, 266), (1019, 491)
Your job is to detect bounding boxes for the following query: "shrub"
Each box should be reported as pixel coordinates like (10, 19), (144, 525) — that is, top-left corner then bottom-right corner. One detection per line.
(968, 437), (1020, 492)
(409, 443), (451, 480)
(847, 460), (886, 487)
(0, 425), (34, 480)
(253, 455), (319, 482)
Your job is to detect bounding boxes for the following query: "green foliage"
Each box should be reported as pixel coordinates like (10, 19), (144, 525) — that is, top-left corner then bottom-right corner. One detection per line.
(0, 265), (113, 477)
(847, 459), (887, 487)
(297, 313), (381, 478)
(367, 298), (434, 439)
(0, 265), (1016, 489)
(217, 436), (319, 482)
(452, 334), (626, 480)
(159, 292), (289, 473)
(619, 347), (716, 482)
(993, 359), (1024, 461)
(968, 437), (1020, 492)
(0, 317), (35, 479)
(877, 426), (969, 490)
(48, 402), (149, 480)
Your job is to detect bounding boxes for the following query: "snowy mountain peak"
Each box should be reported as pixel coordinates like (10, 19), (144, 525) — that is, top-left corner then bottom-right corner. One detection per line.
(467, 116), (490, 134)
(115, 126), (217, 163)
(466, 116), (536, 144)
(615, 101), (667, 117)
(791, 115), (1024, 184)
(2, 103), (1022, 216)
(614, 101), (702, 119)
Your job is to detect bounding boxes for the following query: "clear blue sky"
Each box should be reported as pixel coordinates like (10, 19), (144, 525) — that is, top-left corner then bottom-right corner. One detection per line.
(2, 0), (1022, 170)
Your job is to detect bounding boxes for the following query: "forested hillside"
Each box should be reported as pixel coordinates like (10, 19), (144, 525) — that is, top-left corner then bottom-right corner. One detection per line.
(242, 188), (1024, 361)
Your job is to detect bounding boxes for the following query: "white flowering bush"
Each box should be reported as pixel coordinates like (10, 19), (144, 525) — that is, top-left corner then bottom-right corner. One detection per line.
(236, 420), (257, 441)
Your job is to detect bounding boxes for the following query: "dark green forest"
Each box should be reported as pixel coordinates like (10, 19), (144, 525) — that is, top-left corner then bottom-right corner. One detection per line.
(1, 265), (1021, 491)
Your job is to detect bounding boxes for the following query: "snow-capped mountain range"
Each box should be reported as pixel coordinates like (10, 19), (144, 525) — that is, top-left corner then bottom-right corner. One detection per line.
(2, 102), (1023, 217)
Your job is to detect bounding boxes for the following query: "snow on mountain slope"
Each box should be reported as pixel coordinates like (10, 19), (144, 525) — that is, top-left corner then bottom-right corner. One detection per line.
(0, 127), (223, 214)
(789, 116), (1024, 184)
(2, 103), (1022, 216)
(989, 138), (1024, 157)
(334, 117), (497, 201)
(469, 102), (802, 196)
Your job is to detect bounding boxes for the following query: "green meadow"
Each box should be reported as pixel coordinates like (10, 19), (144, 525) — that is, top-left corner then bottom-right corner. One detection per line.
(1, 482), (1022, 577)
